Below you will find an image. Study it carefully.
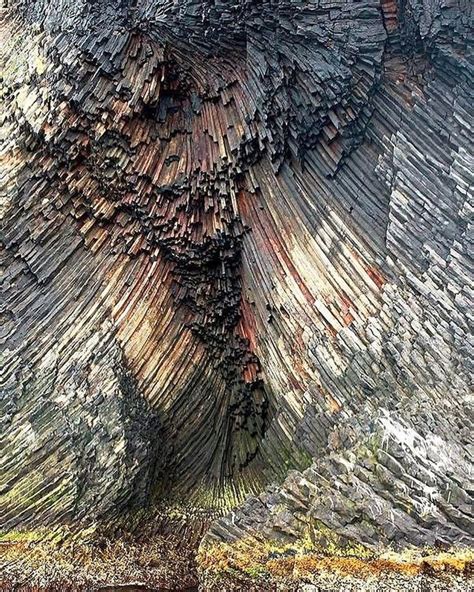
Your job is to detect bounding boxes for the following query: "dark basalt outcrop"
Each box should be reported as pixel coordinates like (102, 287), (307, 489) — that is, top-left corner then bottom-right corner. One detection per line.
(0, 0), (473, 589)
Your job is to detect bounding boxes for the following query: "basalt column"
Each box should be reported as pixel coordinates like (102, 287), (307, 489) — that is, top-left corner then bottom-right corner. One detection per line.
(1, 0), (473, 590)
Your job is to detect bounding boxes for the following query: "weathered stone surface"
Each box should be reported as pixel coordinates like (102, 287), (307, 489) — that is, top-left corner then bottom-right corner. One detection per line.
(0, 0), (473, 589)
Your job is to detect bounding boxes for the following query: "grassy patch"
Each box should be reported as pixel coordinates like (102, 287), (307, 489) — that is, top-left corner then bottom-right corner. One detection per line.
(198, 531), (474, 582)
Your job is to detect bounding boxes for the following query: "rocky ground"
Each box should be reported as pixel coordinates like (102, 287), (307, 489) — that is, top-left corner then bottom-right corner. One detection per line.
(1, 519), (472, 591)
(0, 515), (202, 591)
(1, 1), (473, 592)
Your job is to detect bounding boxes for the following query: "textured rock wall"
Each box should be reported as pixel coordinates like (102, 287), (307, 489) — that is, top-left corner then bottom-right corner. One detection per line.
(1, 0), (473, 563)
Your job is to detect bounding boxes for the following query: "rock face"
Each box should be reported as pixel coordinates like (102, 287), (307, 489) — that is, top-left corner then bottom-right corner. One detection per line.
(0, 0), (473, 584)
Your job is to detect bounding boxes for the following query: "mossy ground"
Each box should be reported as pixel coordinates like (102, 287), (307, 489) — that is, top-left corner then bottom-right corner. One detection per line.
(1, 517), (473, 591)
(197, 533), (474, 583)
(0, 517), (201, 591)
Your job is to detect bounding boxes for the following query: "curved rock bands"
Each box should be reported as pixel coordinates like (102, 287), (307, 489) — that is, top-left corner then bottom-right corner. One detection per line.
(1, 0), (473, 581)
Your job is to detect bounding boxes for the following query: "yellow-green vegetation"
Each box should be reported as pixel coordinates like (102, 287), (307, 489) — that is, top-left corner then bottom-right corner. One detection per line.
(156, 477), (261, 515)
(308, 519), (374, 558)
(184, 480), (245, 512)
(1, 518), (473, 589)
(0, 528), (51, 545)
(1, 468), (76, 523)
(0, 524), (97, 546)
(197, 523), (474, 582)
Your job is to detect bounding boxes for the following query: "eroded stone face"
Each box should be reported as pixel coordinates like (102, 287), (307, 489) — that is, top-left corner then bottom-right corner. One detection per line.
(1, 0), (473, 558)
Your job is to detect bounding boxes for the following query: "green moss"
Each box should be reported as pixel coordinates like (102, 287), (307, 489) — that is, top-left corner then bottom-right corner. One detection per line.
(0, 527), (66, 545)
(0, 522), (99, 548)
(198, 518), (375, 581)
(242, 565), (267, 578)
(1, 468), (75, 523)
(309, 520), (373, 558)
(0, 529), (42, 544)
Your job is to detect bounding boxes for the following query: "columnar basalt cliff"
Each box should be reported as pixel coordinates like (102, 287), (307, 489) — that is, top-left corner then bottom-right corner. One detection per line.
(0, 0), (473, 590)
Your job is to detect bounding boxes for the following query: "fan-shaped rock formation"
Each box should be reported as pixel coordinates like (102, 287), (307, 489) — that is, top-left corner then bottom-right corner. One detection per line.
(1, 0), (473, 589)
